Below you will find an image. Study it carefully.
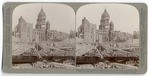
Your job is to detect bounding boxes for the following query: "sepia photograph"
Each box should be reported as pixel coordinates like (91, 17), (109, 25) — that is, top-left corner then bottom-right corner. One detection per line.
(1, 1), (148, 74)
(12, 3), (76, 69)
(10, 3), (143, 70)
(76, 4), (140, 69)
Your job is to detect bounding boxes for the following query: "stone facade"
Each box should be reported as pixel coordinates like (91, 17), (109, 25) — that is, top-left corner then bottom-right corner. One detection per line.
(78, 17), (97, 43)
(14, 16), (33, 43)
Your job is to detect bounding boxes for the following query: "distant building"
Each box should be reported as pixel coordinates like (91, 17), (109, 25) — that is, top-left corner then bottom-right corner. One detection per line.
(14, 16), (33, 43)
(48, 30), (69, 41)
(111, 31), (132, 42)
(78, 17), (96, 43)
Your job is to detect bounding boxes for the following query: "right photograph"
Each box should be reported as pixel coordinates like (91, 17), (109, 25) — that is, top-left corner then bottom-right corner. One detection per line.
(76, 4), (140, 69)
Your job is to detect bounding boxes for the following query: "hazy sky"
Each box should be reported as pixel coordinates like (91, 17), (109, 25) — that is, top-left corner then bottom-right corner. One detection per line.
(12, 3), (75, 34)
(76, 4), (139, 34)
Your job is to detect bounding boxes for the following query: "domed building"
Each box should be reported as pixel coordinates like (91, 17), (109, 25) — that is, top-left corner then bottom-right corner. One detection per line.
(14, 8), (70, 44)
(97, 8), (114, 43)
(99, 9), (111, 31)
(35, 8), (48, 29)
(78, 8), (114, 43)
(34, 8), (51, 42)
(33, 8), (69, 43)
(78, 17), (97, 43)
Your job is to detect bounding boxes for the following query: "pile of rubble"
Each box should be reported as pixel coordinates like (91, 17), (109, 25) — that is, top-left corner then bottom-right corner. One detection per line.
(77, 62), (138, 69)
(13, 60), (76, 69)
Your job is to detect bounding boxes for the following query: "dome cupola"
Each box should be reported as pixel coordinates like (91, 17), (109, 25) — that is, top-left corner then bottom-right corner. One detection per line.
(38, 8), (46, 18)
(101, 9), (110, 19)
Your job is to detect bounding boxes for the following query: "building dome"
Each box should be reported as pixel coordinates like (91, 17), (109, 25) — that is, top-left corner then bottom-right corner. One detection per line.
(38, 8), (46, 18)
(101, 9), (110, 18)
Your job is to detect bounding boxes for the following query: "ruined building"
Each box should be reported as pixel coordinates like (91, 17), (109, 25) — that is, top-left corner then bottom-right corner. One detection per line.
(14, 16), (33, 43)
(78, 9), (114, 43)
(14, 8), (69, 44)
(78, 17), (97, 43)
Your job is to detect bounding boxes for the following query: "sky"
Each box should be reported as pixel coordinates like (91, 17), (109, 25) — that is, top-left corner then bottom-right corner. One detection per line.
(76, 4), (139, 34)
(12, 3), (75, 34)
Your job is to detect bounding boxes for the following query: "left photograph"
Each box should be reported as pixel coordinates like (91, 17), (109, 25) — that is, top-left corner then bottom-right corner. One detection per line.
(12, 3), (76, 69)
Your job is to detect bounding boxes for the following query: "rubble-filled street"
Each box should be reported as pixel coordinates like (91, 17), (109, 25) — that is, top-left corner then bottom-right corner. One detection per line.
(76, 38), (139, 69)
(12, 36), (139, 69)
(12, 36), (76, 69)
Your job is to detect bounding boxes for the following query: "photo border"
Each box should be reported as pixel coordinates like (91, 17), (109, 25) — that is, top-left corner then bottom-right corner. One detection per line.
(2, 2), (147, 74)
